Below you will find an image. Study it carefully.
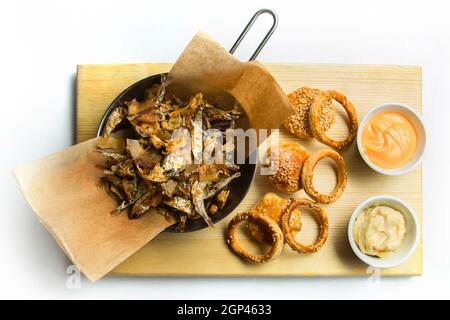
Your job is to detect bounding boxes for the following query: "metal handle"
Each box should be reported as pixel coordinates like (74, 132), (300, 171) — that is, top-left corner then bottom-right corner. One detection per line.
(229, 9), (278, 61)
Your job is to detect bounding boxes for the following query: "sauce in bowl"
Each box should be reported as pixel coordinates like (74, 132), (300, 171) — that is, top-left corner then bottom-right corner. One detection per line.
(361, 112), (417, 169)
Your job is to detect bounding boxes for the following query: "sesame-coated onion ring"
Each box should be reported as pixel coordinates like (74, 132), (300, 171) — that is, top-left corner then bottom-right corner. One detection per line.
(301, 149), (347, 204)
(283, 87), (336, 138)
(309, 90), (358, 151)
(226, 212), (284, 263)
(281, 198), (329, 253)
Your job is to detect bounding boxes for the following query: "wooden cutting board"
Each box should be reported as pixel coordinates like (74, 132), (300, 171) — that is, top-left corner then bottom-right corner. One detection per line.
(77, 63), (422, 276)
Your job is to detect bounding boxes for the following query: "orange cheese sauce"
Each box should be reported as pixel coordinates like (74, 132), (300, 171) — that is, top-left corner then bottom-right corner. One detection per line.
(362, 112), (417, 169)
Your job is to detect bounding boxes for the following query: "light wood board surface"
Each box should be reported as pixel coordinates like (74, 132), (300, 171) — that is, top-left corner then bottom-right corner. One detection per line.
(77, 63), (422, 276)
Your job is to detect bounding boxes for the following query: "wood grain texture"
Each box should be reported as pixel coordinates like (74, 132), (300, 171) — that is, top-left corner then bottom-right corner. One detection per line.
(77, 63), (422, 276)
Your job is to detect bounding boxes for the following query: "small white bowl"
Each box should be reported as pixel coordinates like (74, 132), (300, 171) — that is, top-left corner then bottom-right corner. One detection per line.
(357, 102), (426, 176)
(348, 195), (419, 269)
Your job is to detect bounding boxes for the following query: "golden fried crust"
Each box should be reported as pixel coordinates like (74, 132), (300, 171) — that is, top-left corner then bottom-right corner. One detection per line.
(281, 198), (329, 253)
(301, 149), (347, 204)
(309, 90), (359, 151)
(226, 212), (284, 264)
(247, 193), (301, 243)
(267, 143), (310, 193)
(283, 87), (336, 138)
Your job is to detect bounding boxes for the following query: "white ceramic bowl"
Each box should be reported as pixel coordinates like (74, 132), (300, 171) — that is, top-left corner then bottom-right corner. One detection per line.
(356, 102), (426, 176)
(348, 195), (419, 268)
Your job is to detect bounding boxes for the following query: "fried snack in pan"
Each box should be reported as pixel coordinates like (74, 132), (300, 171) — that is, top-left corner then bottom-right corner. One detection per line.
(97, 81), (243, 231)
(266, 143), (310, 193)
(283, 87), (336, 138)
(226, 212), (284, 263)
(281, 199), (329, 253)
(301, 149), (347, 204)
(309, 90), (358, 151)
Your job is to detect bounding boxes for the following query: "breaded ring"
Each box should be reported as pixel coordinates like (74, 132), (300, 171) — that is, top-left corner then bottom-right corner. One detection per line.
(281, 198), (329, 253)
(226, 212), (284, 263)
(301, 149), (347, 204)
(266, 143), (310, 193)
(247, 193), (301, 243)
(283, 87), (336, 138)
(309, 90), (358, 151)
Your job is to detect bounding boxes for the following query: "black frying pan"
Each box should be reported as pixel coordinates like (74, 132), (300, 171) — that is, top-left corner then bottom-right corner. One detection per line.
(96, 9), (278, 232)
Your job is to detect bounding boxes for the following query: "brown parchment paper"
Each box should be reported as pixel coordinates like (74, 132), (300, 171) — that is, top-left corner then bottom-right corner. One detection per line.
(168, 31), (293, 132)
(13, 31), (293, 282)
(13, 138), (175, 282)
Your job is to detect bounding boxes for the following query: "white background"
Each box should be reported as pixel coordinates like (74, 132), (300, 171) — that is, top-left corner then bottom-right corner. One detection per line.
(1, 0), (449, 299)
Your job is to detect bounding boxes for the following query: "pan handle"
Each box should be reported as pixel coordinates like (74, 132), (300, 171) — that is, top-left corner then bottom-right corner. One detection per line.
(229, 9), (278, 61)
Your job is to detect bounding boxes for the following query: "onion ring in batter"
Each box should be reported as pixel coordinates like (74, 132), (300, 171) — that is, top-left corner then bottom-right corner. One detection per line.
(309, 90), (358, 151)
(281, 199), (329, 253)
(247, 194), (300, 244)
(226, 212), (284, 263)
(283, 87), (336, 138)
(301, 149), (347, 204)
